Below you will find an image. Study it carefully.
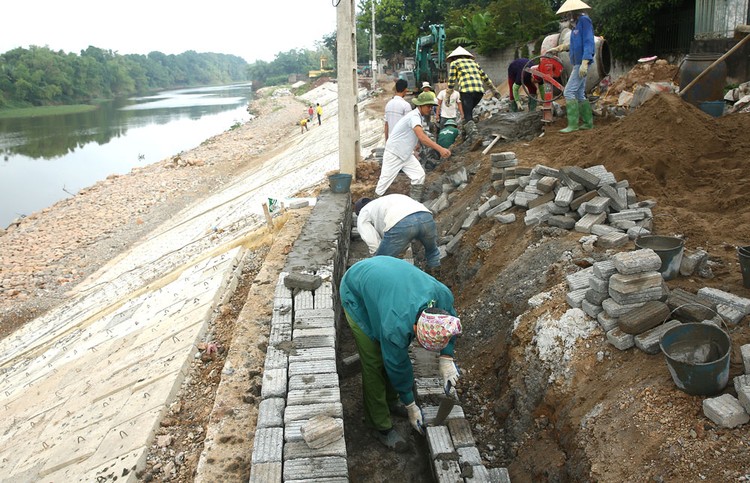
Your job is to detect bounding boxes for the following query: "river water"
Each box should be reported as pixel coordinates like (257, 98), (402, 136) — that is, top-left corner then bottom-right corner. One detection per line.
(0, 84), (253, 228)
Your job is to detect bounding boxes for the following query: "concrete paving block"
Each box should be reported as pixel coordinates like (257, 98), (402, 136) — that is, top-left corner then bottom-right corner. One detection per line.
(283, 456), (348, 481)
(289, 359), (337, 377)
(287, 387), (341, 406)
(566, 288), (588, 309)
(491, 151), (517, 163)
(606, 328), (635, 350)
(564, 166), (600, 190)
(504, 178), (520, 192)
(422, 405), (465, 424)
(680, 249), (709, 276)
(609, 271), (663, 295)
(593, 260), (617, 280)
(458, 446), (483, 466)
(608, 209), (647, 222)
(283, 438), (347, 460)
(294, 289), (315, 310)
(598, 311), (619, 332)
(485, 200), (513, 218)
(514, 191), (539, 208)
(299, 414), (345, 449)
(589, 274), (609, 293)
(570, 190), (596, 210)
(618, 301), (671, 335)
(667, 288), (717, 322)
(528, 191), (556, 209)
(264, 346), (289, 370)
(548, 215), (576, 230)
(538, 176), (558, 193)
(489, 467), (512, 483)
(284, 272), (323, 291)
(703, 394), (750, 428)
(495, 213), (516, 224)
(288, 373), (339, 391)
(283, 402), (343, 424)
(612, 249), (662, 275)
(288, 347), (336, 364)
(582, 299), (604, 318)
(426, 425), (455, 459)
(717, 304), (744, 325)
(585, 287), (609, 306)
(293, 334), (336, 350)
(447, 418), (475, 448)
(534, 164), (560, 177)
(734, 374), (750, 394)
(735, 375), (750, 413)
(433, 458), (462, 483)
(269, 322), (292, 346)
(446, 230), (465, 255)
(598, 184), (628, 211)
(575, 212), (607, 233)
(313, 282), (334, 309)
(554, 186), (574, 206)
(288, 199), (310, 209)
(566, 267), (594, 291)
(590, 224), (619, 236)
(584, 196), (610, 214)
(415, 377), (446, 398)
(634, 320), (681, 355)
(257, 397), (286, 428)
(261, 368), (288, 399)
(597, 232), (630, 249)
(742, 345), (750, 374)
(252, 427), (284, 464)
(548, 202), (571, 215)
(461, 211), (480, 230)
(628, 226), (651, 239)
(697, 287), (750, 316)
(477, 197), (497, 217)
(249, 461), (283, 483)
(603, 298), (647, 318)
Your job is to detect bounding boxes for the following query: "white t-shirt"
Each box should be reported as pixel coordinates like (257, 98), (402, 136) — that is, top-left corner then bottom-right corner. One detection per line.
(384, 108), (422, 161)
(384, 95), (412, 131)
(437, 89), (461, 119)
(357, 194), (431, 254)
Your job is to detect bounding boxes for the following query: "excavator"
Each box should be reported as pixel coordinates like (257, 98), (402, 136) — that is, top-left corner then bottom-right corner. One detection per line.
(398, 24), (446, 92)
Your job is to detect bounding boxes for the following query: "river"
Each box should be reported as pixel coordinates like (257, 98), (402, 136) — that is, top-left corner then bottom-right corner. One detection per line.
(0, 83), (253, 228)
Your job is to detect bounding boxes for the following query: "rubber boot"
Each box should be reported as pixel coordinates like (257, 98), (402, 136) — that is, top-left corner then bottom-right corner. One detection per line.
(579, 101), (594, 130)
(409, 184), (424, 202)
(509, 100), (518, 112)
(528, 97), (538, 111)
(560, 100), (579, 133)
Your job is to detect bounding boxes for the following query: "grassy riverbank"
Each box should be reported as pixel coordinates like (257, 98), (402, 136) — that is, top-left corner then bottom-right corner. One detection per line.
(0, 104), (98, 119)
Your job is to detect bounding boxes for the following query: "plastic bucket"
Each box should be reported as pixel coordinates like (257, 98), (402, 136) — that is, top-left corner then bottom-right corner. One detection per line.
(328, 173), (352, 193)
(634, 235), (685, 281)
(660, 323), (731, 396)
(678, 53), (727, 106)
(739, 245), (750, 288)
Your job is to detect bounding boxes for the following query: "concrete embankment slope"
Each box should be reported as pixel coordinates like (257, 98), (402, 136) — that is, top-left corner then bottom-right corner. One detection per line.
(0, 82), (380, 482)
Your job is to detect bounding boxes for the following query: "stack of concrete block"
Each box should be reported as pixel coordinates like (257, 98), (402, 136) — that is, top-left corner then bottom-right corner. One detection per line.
(705, 341), (750, 428)
(697, 287), (750, 325)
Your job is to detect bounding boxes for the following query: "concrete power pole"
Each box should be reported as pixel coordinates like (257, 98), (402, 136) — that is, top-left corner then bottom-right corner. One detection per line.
(336, 0), (360, 179)
(371, 0), (377, 90)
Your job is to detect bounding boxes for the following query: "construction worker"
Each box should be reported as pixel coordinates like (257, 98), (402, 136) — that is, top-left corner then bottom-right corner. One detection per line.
(437, 118), (460, 149)
(420, 81), (437, 101)
(354, 194), (440, 269)
(376, 92), (451, 201)
(340, 256), (462, 451)
(316, 103), (323, 125)
(445, 46), (500, 122)
(299, 117), (309, 133)
(547, 0), (596, 132)
(384, 79), (411, 141)
(507, 58), (545, 112)
(436, 86), (463, 128)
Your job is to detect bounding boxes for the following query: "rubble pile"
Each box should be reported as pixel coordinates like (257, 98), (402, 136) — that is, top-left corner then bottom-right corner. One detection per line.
(725, 80), (750, 113)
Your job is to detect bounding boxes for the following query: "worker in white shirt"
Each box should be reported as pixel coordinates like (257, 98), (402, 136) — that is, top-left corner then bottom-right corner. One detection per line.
(354, 194), (440, 268)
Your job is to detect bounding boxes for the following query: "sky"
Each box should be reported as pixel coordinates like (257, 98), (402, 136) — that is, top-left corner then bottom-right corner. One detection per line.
(1, 1), (340, 63)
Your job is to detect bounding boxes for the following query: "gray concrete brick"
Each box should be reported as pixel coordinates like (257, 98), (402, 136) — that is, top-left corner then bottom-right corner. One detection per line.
(287, 199), (310, 209)
(735, 375), (750, 413)
(734, 374), (750, 394)
(495, 213), (516, 224)
(249, 462), (282, 483)
(504, 178), (519, 192)
(575, 212), (607, 233)
(299, 415), (345, 449)
(289, 373), (339, 391)
(283, 438), (347, 460)
(697, 287), (750, 316)
(283, 456), (348, 481)
(589, 274), (609, 293)
(548, 215), (576, 230)
(582, 299), (604, 318)
(628, 226), (651, 239)
(606, 328), (634, 350)
(613, 249), (662, 275)
(618, 301), (671, 335)
(566, 288), (588, 309)
(585, 287), (608, 306)
(447, 418), (475, 448)
(433, 459), (462, 483)
(415, 377), (446, 398)
(288, 347), (337, 364)
(261, 368), (288, 399)
(703, 394), (750, 428)
(257, 397), (285, 428)
(566, 267), (594, 291)
(597, 311), (619, 332)
(445, 230), (465, 255)
(534, 164), (560, 177)
(514, 191), (539, 208)
(287, 387), (341, 406)
(610, 271), (663, 294)
(590, 224), (619, 236)
(485, 200), (513, 218)
(490, 467), (512, 483)
(294, 289), (315, 310)
(608, 209), (647, 222)
(457, 446), (482, 466)
(490, 151), (517, 164)
(528, 191), (556, 209)
(584, 196), (610, 214)
(610, 286), (664, 306)
(284, 418), (344, 443)
(598, 184), (628, 211)
(463, 465), (493, 483)
(548, 202), (571, 215)
(477, 196), (497, 217)
(570, 190), (597, 210)
(603, 298), (647, 317)
(717, 304), (744, 325)
(538, 176), (558, 193)
(269, 322), (292, 346)
(284, 402), (343, 424)
(423, 405), (465, 424)
(289, 359), (338, 377)
(564, 166), (600, 190)
(593, 260), (617, 279)
(742, 345), (750, 374)
(597, 232), (630, 249)
(461, 211), (480, 230)
(524, 205), (552, 226)
(251, 427), (284, 464)
(313, 282), (333, 309)
(293, 334), (336, 349)
(426, 425), (455, 459)
(667, 288), (717, 322)
(554, 186), (574, 206)
(680, 249), (708, 276)
(634, 320), (681, 355)
(265, 346), (289, 370)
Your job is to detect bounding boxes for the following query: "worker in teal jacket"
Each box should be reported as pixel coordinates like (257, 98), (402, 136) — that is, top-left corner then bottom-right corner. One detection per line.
(340, 256), (462, 451)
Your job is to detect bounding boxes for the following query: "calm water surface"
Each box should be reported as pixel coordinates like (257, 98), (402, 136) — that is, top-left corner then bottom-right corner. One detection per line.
(0, 84), (253, 227)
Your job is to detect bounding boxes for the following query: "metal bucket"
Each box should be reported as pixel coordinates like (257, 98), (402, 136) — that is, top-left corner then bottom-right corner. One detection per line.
(634, 235), (685, 281)
(738, 245), (750, 288)
(328, 173), (352, 193)
(660, 323), (731, 396)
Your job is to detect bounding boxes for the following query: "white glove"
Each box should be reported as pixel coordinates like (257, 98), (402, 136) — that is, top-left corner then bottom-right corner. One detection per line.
(579, 60), (590, 77)
(438, 357), (459, 393)
(405, 402), (424, 434)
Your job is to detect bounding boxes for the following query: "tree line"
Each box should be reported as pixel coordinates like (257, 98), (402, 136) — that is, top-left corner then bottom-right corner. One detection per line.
(0, 46), (249, 109)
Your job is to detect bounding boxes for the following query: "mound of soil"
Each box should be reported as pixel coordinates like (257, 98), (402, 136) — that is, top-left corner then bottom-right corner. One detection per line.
(601, 60), (679, 105)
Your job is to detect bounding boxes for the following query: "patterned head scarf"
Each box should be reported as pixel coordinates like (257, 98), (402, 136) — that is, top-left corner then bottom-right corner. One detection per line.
(415, 307), (462, 352)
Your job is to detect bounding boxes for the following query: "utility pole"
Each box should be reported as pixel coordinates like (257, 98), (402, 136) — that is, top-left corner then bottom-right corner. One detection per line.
(336, 0), (360, 178)
(371, 0), (377, 90)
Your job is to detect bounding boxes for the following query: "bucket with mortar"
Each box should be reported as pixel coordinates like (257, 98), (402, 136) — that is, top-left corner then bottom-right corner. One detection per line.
(660, 322), (731, 396)
(739, 245), (750, 288)
(328, 173), (352, 193)
(635, 235), (685, 281)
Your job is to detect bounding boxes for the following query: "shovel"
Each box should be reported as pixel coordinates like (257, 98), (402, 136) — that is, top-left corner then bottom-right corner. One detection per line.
(432, 381), (456, 426)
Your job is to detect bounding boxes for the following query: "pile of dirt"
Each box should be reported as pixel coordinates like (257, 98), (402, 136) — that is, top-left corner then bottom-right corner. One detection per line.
(600, 60), (679, 105)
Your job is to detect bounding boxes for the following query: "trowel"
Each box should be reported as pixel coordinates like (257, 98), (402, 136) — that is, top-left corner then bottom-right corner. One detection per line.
(432, 381), (456, 426)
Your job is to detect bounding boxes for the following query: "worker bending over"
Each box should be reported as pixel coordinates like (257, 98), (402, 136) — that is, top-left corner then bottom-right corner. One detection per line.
(340, 256), (462, 451)
(507, 58), (545, 112)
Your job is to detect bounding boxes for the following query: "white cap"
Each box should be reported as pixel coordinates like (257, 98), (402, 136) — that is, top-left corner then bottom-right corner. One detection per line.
(556, 0), (591, 14)
(446, 46), (475, 60)
(421, 81), (432, 90)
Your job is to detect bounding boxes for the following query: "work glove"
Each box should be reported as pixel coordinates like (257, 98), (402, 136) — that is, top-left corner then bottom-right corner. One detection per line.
(491, 88), (501, 98)
(438, 357), (459, 394)
(579, 60), (590, 77)
(405, 402), (425, 435)
(547, 43), (569, 54)
(515, 100), (523, 112)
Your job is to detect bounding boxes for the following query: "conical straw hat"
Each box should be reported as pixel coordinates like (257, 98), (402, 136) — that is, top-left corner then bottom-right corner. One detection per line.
(446, 46), (475, 60)
(556, 0), (591, 14)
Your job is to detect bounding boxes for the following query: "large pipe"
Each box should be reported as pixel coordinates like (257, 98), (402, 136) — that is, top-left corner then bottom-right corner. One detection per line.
(542, 28), (611, 93)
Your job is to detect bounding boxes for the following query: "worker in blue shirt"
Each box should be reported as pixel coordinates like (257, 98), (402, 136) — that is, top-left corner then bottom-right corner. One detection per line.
(340, 256), (462, 451)
(547, 0), (596, 132)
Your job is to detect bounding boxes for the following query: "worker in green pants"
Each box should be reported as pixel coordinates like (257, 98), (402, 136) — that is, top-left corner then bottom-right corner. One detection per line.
(340, 256), (462, 451)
